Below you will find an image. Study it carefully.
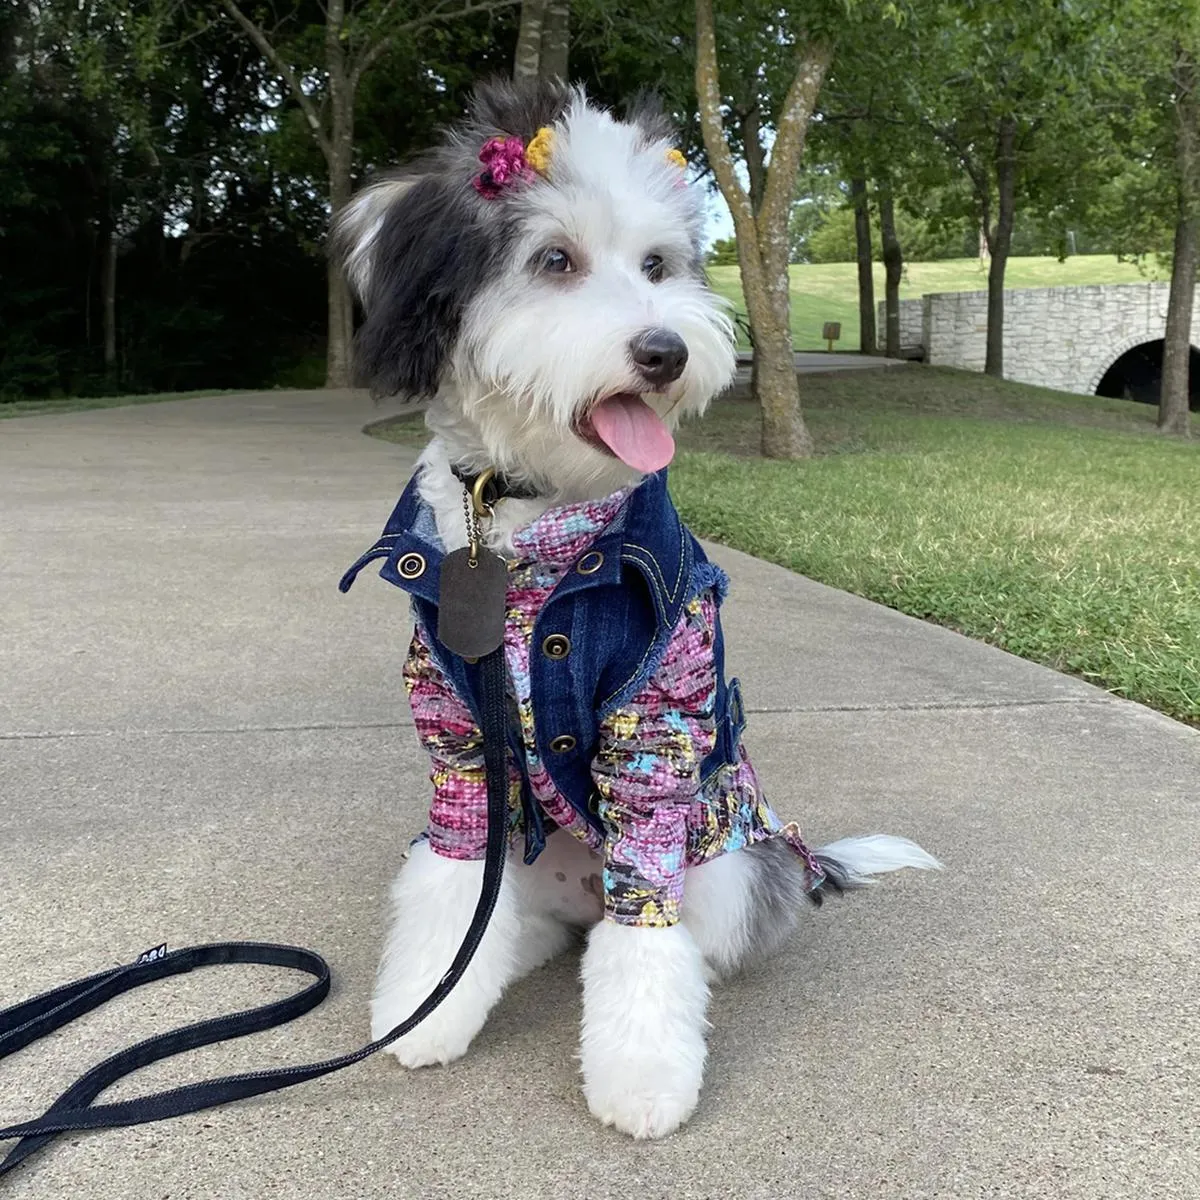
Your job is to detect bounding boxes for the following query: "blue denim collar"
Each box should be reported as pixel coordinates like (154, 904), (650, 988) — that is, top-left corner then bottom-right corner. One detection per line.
(340, 467), (692, 627)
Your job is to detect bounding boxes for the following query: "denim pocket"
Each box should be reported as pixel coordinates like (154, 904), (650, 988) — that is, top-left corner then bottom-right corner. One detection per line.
(723, 676), (746, 756)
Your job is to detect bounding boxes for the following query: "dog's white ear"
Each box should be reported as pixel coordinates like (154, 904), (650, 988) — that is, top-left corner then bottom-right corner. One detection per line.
(333, 176), (423, 301)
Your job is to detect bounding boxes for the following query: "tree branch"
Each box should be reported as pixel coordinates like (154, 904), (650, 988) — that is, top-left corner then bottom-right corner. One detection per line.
(694, 0), (759, 257)
(219, 0), (331, 160)
(351, 0), (522, 87)
(758, 36), (833, 250)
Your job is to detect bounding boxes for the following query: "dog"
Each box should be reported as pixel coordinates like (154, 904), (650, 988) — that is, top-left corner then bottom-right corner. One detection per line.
(335, 80), (940, 1139)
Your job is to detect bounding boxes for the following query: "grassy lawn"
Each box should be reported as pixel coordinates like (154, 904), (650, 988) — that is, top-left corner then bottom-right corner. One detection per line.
(707, 254), (1170, 350)
(368, 366), (1199, 725)
(0, 389), (236, 418)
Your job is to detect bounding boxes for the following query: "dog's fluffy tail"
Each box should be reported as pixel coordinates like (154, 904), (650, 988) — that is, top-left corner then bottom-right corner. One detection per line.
(809, 835), (942, 903)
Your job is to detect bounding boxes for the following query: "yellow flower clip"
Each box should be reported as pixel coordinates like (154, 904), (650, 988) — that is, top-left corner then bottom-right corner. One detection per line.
(526, 126), (555, 175)
(665, 148), (687, 170)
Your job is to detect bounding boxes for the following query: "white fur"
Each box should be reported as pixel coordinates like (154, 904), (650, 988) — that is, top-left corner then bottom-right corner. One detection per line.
(338, 177), (420, 298)
(681, 847), (770, 982)
(817, 835), (944, 885)
(372, 839), (575, 1064)
(579, 920), (710, 1139)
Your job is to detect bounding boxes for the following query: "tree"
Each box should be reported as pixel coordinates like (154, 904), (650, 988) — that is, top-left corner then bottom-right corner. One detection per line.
(876, 171), (904, 357)
(912, 0), (1114, 378)
(513, 0), (569, 80)
(1083, 0), (1198, 434)
(1160, 43), (1198, 436)
(707, 236), (739, 265)
(787, 165), (843, 262)
(695, 0), (835, 458)
(217, 0), (521, 388)
(849, 175), (875, 353)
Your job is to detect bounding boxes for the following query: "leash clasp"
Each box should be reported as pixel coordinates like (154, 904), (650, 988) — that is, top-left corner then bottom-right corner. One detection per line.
(470, 468), (496, 519)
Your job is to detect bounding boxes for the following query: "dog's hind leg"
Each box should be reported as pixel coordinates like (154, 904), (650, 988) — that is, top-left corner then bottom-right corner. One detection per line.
(371, 839), (567, 1066)
(682, 835), (943, 982)
(681, 840), (808, 981)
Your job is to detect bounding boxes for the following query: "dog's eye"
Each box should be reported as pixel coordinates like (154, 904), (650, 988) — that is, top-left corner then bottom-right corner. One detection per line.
(642, 253), (666, 283)
(638, 253), (667, 280)
(539, 247), (574, 274)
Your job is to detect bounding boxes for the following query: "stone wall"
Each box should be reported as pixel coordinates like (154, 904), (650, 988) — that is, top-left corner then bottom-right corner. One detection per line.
(886, 282), (1200, 396)
(874, 299), (925, 351)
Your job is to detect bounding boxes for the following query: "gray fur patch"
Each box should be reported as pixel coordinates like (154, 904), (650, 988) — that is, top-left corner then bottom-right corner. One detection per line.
(737, 838), (809, 966)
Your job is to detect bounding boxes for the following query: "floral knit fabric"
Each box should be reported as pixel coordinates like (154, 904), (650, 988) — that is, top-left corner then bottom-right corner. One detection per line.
(402, 491), (821, 928)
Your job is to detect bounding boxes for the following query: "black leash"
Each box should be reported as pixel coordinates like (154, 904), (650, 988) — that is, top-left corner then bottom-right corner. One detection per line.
(0, 646), (511, 1181)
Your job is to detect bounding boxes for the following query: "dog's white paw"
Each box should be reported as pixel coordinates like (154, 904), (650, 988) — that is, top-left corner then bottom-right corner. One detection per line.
(579, 920), (709, 1139)
(584, 1068), (702, 1139)
(371, 979), (487, 1068)
(376, 1014), (476, 1069)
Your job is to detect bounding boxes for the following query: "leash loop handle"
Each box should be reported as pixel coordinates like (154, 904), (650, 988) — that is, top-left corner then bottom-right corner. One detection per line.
(0, 647), (510, 1181)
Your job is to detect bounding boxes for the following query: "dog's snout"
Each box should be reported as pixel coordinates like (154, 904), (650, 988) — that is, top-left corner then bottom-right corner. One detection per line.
(629, 328), (688, 387)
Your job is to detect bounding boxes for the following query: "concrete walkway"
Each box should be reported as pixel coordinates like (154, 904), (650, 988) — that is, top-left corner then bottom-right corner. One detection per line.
(1, 391), (1197, 1199)
(735, 351), (910, 376)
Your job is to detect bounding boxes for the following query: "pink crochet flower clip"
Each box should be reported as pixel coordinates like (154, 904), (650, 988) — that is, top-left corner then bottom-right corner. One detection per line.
(472, 136), (534, 198)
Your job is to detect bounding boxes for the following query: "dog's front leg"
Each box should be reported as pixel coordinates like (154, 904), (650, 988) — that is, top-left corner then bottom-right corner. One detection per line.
(579, 918), (710, 1138)
(371, 839), (527, 1067)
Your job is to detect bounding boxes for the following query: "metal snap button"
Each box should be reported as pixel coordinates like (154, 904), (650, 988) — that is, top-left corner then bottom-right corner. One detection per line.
(549, 734), (577, 753)
(397, 552), (426, 580)
(542, 634), (571, 660)
(576, 550), (604, 575)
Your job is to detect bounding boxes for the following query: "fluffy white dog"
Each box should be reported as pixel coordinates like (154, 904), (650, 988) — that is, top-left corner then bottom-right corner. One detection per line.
(336, 80), (939, 1139)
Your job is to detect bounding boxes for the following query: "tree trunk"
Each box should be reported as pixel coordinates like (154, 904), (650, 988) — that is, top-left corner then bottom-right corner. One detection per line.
(694, 0), (829, 458)
(102, 228), (118, 385)
(540, 0), (568, 80)
(755, 315), (812, 457)
(514, 0), (547, 80)
(985, 116), (1017, 378)
(325, 8), (355, 389)
(1161, 45), (1198, 436)
(878, 178), (903, 359)
(850, 176), (875, 354)
(741, 102), (766, 215)
(1161, 216), (1197, 435)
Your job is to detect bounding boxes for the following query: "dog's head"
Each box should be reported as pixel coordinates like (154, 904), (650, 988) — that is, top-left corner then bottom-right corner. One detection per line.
(334, 80), (736, 494)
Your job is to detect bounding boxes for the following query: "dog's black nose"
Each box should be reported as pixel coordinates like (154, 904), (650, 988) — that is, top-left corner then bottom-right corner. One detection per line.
(629, 328), (689, 387)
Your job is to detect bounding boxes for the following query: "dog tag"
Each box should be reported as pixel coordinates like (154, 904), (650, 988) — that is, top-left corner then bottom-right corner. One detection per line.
(437, 546), (507, 658)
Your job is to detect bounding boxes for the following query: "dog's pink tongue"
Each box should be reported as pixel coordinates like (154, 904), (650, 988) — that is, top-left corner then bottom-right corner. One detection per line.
(588, 394), (676, 473)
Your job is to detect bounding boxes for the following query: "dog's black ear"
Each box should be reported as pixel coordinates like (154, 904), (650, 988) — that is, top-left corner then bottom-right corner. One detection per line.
(468, 76), (573, 141)
(625, 91), (676, 146)
(342, 173), (504, 399)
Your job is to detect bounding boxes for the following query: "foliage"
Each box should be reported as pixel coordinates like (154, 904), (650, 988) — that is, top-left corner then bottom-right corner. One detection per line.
(2, 0), (1194, 403)
(706, 236), (739, 265)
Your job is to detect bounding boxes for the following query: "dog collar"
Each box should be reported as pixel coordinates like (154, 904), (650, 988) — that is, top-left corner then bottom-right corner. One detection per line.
(449, 464), (541, 507)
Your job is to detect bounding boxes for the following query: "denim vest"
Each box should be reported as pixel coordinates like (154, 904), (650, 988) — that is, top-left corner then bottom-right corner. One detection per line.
(340, 468), (746, 862)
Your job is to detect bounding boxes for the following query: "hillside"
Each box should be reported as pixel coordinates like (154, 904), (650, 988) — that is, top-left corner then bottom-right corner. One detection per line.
(706, 255), (1170, 350)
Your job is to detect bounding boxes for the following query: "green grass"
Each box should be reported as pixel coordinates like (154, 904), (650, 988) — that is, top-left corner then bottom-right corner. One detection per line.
(369, 365), (1199, 725)
(707, 253), (1170, 350)
(0, 389), (236, 418)
(671, 367), (1199, 725)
